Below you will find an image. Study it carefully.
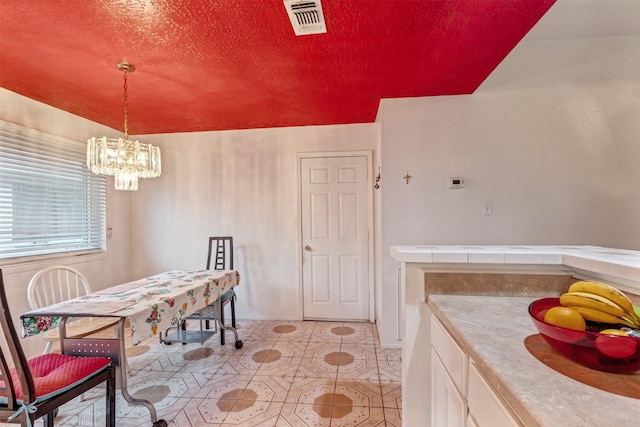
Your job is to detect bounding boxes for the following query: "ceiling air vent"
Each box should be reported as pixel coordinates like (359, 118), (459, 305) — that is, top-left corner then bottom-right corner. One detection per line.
(284, 0), (327, 36)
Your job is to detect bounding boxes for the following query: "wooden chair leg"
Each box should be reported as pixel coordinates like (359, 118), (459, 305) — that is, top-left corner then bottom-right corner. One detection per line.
(45, 409), (55, 426)
(106, 367), (116, 427)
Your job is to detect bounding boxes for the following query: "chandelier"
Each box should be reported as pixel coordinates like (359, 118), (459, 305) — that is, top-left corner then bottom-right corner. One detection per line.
(87, 62), (161, 191)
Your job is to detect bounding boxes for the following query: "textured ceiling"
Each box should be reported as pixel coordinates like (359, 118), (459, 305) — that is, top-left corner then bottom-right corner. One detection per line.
(0, 0), (555, 134)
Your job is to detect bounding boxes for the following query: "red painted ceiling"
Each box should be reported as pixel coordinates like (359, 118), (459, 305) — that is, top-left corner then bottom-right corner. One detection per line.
(0, 0), (555, 134)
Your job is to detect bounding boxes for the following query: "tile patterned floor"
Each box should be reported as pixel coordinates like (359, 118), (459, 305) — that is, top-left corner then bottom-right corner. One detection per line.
(40, 320), (402, 426)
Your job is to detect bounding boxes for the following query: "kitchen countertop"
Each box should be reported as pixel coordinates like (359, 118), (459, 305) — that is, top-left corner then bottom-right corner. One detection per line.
(428, 294), (640, 427)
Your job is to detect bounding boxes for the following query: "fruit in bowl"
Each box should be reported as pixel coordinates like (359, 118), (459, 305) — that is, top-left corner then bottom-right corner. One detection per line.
(594, 329), (637, 359)
(529, 281), (640, 373)
(542, 306), (586, 342)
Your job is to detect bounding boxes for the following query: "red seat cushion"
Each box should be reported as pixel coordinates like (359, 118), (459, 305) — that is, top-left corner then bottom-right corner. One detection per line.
(0, 353), (111, 400)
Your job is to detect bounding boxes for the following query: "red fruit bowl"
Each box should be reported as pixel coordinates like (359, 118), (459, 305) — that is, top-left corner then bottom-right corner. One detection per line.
(529, 298), (640, 373)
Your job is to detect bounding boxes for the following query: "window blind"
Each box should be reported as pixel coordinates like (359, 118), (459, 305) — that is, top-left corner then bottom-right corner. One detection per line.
(0, 120), (106, 260)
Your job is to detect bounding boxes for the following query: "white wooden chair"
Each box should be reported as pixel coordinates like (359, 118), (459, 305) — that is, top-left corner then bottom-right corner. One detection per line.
(27, 265), (119, 354)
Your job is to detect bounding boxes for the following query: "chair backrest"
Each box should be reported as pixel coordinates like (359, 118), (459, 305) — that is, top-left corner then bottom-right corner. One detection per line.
(0, 269), (38, 410)
(27, 265), (91, 310)
(206, 236), (233, 270)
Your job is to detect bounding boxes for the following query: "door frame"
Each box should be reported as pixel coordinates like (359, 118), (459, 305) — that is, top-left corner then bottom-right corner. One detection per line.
(296, 150), (375, 323)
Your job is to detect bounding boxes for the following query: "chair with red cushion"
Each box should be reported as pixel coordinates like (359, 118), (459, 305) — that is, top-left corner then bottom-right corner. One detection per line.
(0, 269), (116, 426)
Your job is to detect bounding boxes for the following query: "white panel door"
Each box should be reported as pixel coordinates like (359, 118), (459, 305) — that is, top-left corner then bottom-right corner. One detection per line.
(301, 156), (369, 320)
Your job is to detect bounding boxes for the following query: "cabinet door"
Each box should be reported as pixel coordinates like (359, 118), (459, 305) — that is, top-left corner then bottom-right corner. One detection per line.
(431, 315), (467, 395)
(467, 360), (521, 427)
(431, 348), (467, 427)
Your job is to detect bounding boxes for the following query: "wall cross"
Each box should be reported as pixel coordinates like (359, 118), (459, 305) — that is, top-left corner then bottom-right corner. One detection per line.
(403, 172), (412, 184)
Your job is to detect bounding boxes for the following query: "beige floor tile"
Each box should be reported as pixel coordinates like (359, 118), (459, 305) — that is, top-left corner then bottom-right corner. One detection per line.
(296, 357), (338, 379)
(45, 320), (402, 426)
(381, 381), (402, 409)
(244, 375), (291, 403)
(247, 327), (290, 341)
(172, 374), (247, 401)
(270, 340), (309, 358)
(309, 322), (347, 343)
(334, 379), (383, 408)
(231, 339), (276, 357)
(377, 359), (402, 382)
(202, 374), (253, 400)
(221, 401), (284, 426)
(273, 329), (314, 343)
(166, 408), (222, 426)
(339, 324), (378, 345)
(217, 355), (262, 375)
(375, 347), (401, 362)
(336, 357), (381, 382)
(256, 356), (302, 377)
(153, 396), (194, 419)
(339, 343), (378, 359)
(329, 406), (386, 427)
(255, 320), (294, 331)
(166, 372), (229, 399)
(277, 402), (331, 427)
(181, 396), (233, 424)
(334, 346), (379, 379)
(301, 342), (341, 358)
(126, 372), (172, 396)
(383, 406), (402, 427)
(252, 321), (305, 340)
(285, 377), (336, 405)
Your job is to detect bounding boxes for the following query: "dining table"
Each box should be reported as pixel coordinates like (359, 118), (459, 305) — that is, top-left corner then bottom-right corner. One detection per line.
(20, 269), (240, 427)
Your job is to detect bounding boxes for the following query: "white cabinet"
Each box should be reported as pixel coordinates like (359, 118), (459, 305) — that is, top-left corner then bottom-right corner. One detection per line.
(467, 360), (521, 427)
(431, 316), (467, 427)
(431, 314), (522, 427)
(432, 347), (467, 427)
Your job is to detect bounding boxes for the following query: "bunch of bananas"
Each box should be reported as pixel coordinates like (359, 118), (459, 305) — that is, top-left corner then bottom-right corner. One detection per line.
(559, 281), (640, 329)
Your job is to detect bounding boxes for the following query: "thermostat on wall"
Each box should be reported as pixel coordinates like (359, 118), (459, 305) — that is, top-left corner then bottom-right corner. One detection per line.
(448, 177), (465, 189)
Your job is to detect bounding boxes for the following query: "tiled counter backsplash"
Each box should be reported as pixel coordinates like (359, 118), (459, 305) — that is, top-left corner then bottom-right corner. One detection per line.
(425, 272), (640, 303)
(391, 245), (640, 300)
(425, 272), (574, 296)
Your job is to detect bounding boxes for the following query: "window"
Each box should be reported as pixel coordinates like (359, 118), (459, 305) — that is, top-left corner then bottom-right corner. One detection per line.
(0, 120), (106, 261)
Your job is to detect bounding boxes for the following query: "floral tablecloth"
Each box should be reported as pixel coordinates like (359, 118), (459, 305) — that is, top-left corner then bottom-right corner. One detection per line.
(21, 269), (239, 346)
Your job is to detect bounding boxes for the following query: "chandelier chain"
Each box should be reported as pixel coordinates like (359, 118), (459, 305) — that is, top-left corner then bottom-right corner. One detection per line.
(123, 71), (129, 138)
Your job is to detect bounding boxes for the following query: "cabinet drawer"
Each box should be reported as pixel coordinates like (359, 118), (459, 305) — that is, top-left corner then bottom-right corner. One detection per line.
(431, 314), (467, 394)
(468, 360), (521, 427)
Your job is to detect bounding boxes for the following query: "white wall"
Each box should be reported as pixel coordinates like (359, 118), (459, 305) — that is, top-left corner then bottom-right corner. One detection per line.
(375, 34), (640, 346)
(129, 124), (378, 321)
(0, 88), (133, 357)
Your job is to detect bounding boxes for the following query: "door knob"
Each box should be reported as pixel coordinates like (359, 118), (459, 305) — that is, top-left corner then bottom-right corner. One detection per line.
(304, 245), (312, 252)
